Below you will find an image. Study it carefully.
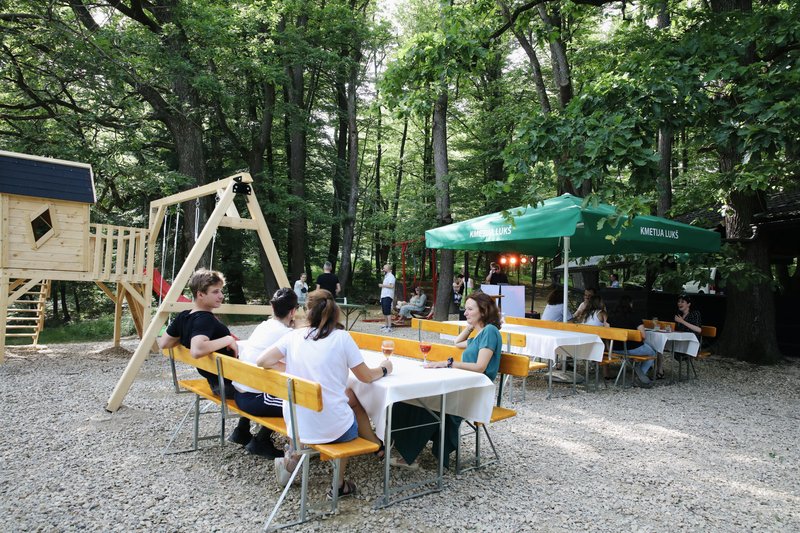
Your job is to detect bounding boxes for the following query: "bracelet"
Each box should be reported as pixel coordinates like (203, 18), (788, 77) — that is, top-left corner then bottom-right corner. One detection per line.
(447, 357), (454, 368)
(381, 366), (388, 377)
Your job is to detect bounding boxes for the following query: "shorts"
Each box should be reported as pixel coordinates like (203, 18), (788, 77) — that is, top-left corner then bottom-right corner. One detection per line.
(381, 297), (393, 316)
(331, 418), (358, 443)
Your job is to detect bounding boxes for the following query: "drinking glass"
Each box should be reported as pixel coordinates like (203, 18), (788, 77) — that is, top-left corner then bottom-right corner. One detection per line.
(381, 339), (394, 359)
(419, 341), (432, 364)
(652, 317), (659, 331)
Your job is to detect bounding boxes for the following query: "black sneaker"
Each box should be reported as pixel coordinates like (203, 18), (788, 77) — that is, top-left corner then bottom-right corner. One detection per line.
(245, 431), (285, 458)
(228, 425), (253, 446)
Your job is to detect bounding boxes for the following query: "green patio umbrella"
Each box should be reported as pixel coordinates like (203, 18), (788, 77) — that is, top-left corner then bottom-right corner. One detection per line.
(426, 194), (721, 320)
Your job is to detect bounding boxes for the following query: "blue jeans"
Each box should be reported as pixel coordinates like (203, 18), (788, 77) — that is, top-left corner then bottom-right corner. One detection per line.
(629, 343), (658, 374)
(330, 417), (358, 443)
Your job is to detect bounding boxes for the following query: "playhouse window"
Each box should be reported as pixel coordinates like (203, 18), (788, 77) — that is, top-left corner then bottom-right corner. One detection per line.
(29, 206), (56, 248)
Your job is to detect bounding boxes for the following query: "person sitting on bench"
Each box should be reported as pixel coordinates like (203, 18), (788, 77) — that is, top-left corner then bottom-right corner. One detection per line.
(396, 286), (427, 320)
(257, 289), (392, 498)
(228, 288), (299, 457)
(157, 269), (245, 433)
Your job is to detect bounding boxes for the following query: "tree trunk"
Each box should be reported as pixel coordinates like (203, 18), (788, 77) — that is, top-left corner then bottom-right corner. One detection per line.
(432, 90), (454, 320)
(339, 47), (362, 291)
(710, 0), (780, 363)
(60, 282), (70, 322)
(330, 79), (348, 266)
(284, 15), (308, 282)
(656, 2), (672, 217)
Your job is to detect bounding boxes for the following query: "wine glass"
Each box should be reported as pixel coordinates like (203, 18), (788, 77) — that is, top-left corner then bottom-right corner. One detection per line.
(381, 339), (394, 359)
(652, 317), (660, 331)
(419, 341), (432, 364)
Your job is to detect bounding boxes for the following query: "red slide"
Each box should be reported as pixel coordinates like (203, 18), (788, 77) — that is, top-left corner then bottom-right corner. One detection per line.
(151, 268), (192, 303)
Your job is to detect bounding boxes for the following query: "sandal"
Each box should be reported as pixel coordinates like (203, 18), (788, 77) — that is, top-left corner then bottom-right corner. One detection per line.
(374, 443), (385, 460)
(327, 479), (357, 500)
(389, 455), (419, 470)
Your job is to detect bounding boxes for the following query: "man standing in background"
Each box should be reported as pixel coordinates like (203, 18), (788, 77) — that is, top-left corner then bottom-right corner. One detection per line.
(379, 263), (395, 332)
(316, 261), (341, 296)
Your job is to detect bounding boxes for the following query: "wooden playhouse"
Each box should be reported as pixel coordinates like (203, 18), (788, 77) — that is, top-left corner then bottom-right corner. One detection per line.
(0, 150), (151, 361)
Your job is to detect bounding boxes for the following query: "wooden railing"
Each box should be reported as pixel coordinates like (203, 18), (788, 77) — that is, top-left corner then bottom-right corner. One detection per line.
(89, 224), (149, 282)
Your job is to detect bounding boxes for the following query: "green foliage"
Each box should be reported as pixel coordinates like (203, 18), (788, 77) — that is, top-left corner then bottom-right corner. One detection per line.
(37, 315), (136, 345)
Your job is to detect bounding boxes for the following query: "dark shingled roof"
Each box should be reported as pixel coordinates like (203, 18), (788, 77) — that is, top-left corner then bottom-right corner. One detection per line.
(0, 151), (96, 204)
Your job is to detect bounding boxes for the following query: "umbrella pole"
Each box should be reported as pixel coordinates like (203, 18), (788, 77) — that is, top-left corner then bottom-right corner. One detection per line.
(562, 237), (570, 322)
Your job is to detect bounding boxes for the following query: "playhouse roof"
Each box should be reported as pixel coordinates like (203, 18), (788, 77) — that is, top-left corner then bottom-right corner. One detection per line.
(0, 150), (96, 204)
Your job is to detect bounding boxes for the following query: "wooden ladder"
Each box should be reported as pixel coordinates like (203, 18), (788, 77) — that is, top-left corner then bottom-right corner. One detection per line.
(5, 280), (50, 346)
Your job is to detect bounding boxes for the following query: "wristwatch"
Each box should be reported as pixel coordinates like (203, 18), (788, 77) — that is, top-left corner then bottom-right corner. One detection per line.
(381, 366), (388, 377)
(447, 357), (454, 368)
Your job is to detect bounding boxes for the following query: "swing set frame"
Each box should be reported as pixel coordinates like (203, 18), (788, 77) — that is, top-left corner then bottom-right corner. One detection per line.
(106, 172), (288, 412)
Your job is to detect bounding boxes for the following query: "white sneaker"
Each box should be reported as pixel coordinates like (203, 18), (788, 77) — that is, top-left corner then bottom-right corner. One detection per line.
(274, 457), (293, 487)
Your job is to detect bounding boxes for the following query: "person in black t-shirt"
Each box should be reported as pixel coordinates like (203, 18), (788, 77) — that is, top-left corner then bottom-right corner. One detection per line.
(316, 261), (341, 296)
(484, 262), (509, 285)
(158, 269), (250, 443)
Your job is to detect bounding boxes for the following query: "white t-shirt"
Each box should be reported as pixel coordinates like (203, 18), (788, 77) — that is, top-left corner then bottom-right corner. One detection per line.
(380, 272), (396, 299)
(234, 319), (292, 393)
(542, 303), (572, 322)
(293, 280), (308, 303)
(274, 328), (364, 444)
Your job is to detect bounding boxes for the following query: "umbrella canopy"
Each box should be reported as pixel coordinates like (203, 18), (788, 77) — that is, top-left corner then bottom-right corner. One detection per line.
(425, 194), (721, 257)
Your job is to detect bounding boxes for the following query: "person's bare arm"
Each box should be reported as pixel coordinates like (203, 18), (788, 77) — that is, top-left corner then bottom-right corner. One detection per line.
(256, 346), (284, 368)
(350, 360), (392, 383)
(190, 334), (238, 359)
(427, 347), (492, 372)
(157, 332), (179, 350)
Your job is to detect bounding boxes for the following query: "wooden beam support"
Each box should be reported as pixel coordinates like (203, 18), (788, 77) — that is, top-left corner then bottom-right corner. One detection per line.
(8, 278), (39, 304)
(95, 281), (117, 303)
(218, 217), (259, 230)
(246, 192), (290, 288)
(161, 302), (274, 315)
(149, 173), (251, 209)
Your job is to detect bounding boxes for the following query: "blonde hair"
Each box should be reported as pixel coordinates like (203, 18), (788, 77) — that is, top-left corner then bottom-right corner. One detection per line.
(188, 269), (225, 297)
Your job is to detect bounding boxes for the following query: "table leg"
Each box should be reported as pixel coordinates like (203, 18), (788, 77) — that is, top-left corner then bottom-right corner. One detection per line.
(382, 403), (393, 507)
(437, 394), (446, 490)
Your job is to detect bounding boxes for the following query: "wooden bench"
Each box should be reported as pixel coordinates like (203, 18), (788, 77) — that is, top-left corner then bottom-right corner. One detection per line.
(504, 316), (644, 390)
(411, 318), (547, 399)
(163, 345), (379, 529)
(349, 331), (527, 474)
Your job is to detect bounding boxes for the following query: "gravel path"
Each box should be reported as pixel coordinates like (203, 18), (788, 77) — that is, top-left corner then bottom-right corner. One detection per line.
(1, 314), (798, 532)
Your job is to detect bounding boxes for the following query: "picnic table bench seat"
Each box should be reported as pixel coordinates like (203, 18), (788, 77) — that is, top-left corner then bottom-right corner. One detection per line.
(163, 345), (379, 530)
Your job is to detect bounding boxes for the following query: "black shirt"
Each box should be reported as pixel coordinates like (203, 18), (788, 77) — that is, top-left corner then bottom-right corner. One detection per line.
(165, 310), (234, 380)
(487, 272), (509, 285)
(316, 272), (339, 295)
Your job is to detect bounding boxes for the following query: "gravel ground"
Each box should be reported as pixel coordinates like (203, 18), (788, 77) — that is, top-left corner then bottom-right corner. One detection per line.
(1, 311), (798, 532)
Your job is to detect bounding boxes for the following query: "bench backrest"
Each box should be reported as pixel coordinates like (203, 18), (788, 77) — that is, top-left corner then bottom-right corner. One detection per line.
(701, 325), (717, 338)
(165, 343), (220, 374)
(498, 351), (531, 379)
(218, 355), (323, 412)
(411, 318), (527, 350)
(349, 331), (462, 362)
(503, 315), (630, 343)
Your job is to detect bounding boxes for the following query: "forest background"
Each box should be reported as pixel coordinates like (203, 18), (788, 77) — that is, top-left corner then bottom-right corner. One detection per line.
(1, 0), (798, 363)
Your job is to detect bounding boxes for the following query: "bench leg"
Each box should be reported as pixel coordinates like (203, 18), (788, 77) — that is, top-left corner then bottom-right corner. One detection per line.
(163, 396), (219, 455)
(264, 452), (312, 531)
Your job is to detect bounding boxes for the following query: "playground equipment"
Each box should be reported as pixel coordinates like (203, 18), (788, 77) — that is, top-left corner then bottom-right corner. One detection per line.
(0, 150), (150, 362)
(0, 150), (290, 413)
(106, 171), (288, 412)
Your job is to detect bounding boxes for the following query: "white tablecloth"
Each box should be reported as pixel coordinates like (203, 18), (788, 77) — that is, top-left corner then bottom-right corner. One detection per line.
(348, 351), (494, 443)
(442, 321), (605, 363)
(645, 330), (700, 357)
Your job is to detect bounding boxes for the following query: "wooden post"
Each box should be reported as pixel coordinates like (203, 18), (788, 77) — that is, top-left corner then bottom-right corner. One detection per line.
(113, 283), (124, 347)
(0, 272), (8, 363)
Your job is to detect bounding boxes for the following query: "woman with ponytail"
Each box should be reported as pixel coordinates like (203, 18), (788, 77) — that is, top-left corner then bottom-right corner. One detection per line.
(257, 289), (391, 498)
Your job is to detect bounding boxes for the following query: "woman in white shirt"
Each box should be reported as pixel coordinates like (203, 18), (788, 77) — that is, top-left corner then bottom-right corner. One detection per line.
(257, 289), (391, 498)
(230, 288), (298, 458)
(541, 288), (573, 322)
(293, 273), (308, 304)
(573, 294), (608, 327)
